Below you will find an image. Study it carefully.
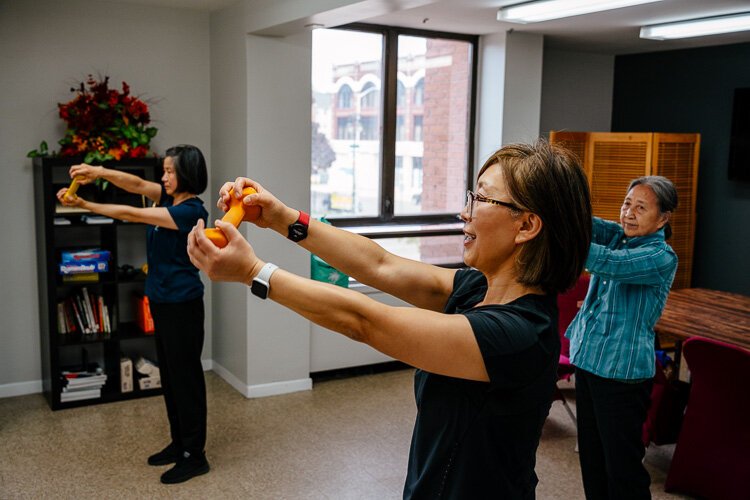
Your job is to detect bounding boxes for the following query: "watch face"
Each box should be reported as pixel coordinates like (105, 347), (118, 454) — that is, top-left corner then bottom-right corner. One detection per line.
(251, 279), (269, 299)
(288, 222), (308, 242)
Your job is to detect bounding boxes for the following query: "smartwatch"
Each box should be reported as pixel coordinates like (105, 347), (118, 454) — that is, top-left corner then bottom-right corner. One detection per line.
(287, 210), (310, 242)
(251, 263), (279, 300)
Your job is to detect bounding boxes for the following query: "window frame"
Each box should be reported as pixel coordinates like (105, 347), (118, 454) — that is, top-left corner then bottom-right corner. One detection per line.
(319, 23), (479, 238)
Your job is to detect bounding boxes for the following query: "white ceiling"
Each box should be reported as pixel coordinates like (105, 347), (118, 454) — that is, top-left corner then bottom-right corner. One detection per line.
(105, 0), (750, 55)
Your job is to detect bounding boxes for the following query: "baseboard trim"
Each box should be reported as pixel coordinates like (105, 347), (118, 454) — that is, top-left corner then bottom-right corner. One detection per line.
(0, 380), (43, 399)
(212, 361), (312, 398)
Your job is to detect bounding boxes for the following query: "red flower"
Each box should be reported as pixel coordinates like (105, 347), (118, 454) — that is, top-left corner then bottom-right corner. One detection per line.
(51, 74), (158, 163)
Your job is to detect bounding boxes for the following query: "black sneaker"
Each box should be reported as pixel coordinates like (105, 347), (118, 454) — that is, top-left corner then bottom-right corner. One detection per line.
(147, 443), (180, 466)
(160, 451), (210, 484)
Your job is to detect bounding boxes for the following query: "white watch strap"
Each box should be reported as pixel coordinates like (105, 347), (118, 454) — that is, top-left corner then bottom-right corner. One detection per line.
(255, 262), (279, 287)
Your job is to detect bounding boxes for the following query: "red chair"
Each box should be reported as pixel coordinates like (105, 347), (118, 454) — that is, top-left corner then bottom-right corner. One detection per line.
(664, 337), (750, 500)
(554, 274), (590, 426)
(641, 357), (689, 447)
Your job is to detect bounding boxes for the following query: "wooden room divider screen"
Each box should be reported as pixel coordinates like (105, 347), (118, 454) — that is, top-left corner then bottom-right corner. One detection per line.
(549, 131), (700, 290)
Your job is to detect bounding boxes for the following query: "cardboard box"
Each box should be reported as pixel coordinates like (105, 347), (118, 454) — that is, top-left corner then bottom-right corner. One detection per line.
(120, 358), (133, 393)
(138, 376), (161, 390)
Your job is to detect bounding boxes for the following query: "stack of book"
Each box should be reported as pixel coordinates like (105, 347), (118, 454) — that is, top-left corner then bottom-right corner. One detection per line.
(60, 368), (107, 403)
(57, 287), (113, 335)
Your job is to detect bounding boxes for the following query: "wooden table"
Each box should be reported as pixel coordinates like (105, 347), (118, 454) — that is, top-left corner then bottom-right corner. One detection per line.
(655, 288), (750, 371)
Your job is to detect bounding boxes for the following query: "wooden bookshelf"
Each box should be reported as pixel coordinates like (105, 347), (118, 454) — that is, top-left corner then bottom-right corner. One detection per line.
(33, 157), (164, 410)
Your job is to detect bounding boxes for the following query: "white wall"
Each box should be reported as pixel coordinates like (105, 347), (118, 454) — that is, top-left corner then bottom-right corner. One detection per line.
(209, 0), (251, 387)
(0, 0), (211, 396)
(476, 32), (507, 165)
(540, 49), (614, 136)
(243, 31), (313, 394)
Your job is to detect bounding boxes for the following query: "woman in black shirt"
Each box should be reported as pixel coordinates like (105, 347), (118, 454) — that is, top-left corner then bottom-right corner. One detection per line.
(187, 140), (592, 498)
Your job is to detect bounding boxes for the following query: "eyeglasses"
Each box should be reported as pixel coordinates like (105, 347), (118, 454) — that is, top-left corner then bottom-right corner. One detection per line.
(465, 190), (522, 219)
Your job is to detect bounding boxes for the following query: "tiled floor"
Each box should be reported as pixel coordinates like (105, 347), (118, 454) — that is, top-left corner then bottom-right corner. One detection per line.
(0, 369), (690, 499)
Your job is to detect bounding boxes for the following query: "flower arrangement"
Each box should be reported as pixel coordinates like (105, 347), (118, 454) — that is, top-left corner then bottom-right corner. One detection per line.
(28, 75), (158, 163)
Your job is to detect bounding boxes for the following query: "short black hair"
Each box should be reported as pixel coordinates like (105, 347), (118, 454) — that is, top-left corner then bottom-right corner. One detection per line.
(164, 144), (207, 195)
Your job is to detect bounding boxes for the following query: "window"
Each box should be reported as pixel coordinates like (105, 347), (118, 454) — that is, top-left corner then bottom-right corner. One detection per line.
(338, 85), (353, 109)
(336, 117), (355, 140)
(414, 78), (424, 106)
(396, 115), (406, 141)
(311, 24), (477, 265)
(361, 82), (379, 109)
(397, 80), (407, 107)
(413, 115), (423, 142)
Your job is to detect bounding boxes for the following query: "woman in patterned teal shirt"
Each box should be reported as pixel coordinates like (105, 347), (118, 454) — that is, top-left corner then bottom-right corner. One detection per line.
(566, 175), (678, 500)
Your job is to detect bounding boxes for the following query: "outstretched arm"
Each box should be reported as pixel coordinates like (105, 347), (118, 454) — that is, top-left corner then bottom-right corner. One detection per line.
(69, 163), (162, 204)
(56, 188), (177, 229)
(215, 178), (457, 312)
(187, 219), (488, 382)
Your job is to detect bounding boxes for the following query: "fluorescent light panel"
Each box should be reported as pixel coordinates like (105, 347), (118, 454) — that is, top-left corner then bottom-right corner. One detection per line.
(497, 0), (663, 24)
(640, 12), (750, 40)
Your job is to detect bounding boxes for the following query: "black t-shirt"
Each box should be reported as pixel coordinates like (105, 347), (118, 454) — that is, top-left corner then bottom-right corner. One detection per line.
(145, 186), (208, 304)
(403, 269), (560, 499)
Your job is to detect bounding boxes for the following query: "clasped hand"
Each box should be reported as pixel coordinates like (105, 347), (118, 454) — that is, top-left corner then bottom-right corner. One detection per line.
(190, 176), (296, 285)
(56, 163), (102, 206)
(187, 219), (262, 284)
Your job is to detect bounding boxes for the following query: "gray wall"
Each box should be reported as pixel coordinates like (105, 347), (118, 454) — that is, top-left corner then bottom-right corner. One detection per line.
(0, 0), (211, 394)
(540, 49), (614, 136)
(612, 42), (750, 295)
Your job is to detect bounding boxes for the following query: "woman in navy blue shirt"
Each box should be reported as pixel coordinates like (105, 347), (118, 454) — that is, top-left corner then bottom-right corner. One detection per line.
(57, 145), (209, 485)
(188, 140), (593, 498)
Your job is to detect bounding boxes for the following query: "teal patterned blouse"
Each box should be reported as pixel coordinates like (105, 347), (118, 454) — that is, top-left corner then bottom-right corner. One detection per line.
(566, 217), (678, 380)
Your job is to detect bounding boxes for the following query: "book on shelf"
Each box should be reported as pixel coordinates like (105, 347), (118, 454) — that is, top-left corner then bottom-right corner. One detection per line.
(54, 217), (71, 226)
(59, 288), (113, 335)
(60, 388), (101, 402)
(55, 203), (90, 214)
(63, 376), (107, 390)
(60, 366), (107, 401)
(62, 273), (99, 283)
(62, 367), (104, 379)
(81, 215), (114, 224)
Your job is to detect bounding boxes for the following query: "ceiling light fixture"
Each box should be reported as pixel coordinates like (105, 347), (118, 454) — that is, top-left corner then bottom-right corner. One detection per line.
(640, 12), (750, 40)
(497, 0), (663, 24)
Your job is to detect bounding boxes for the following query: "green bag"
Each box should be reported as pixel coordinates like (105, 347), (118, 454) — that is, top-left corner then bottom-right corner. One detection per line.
(310, 217), (349, 288)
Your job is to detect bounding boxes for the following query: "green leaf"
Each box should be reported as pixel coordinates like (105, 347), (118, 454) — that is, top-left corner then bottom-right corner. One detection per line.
(27, 140), (50, 158)
(146, 127), (158, 138)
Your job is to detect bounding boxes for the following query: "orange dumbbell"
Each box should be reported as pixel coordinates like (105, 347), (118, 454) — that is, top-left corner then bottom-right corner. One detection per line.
(64, 176), (84, 199)
(205, 187), (261, 248)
